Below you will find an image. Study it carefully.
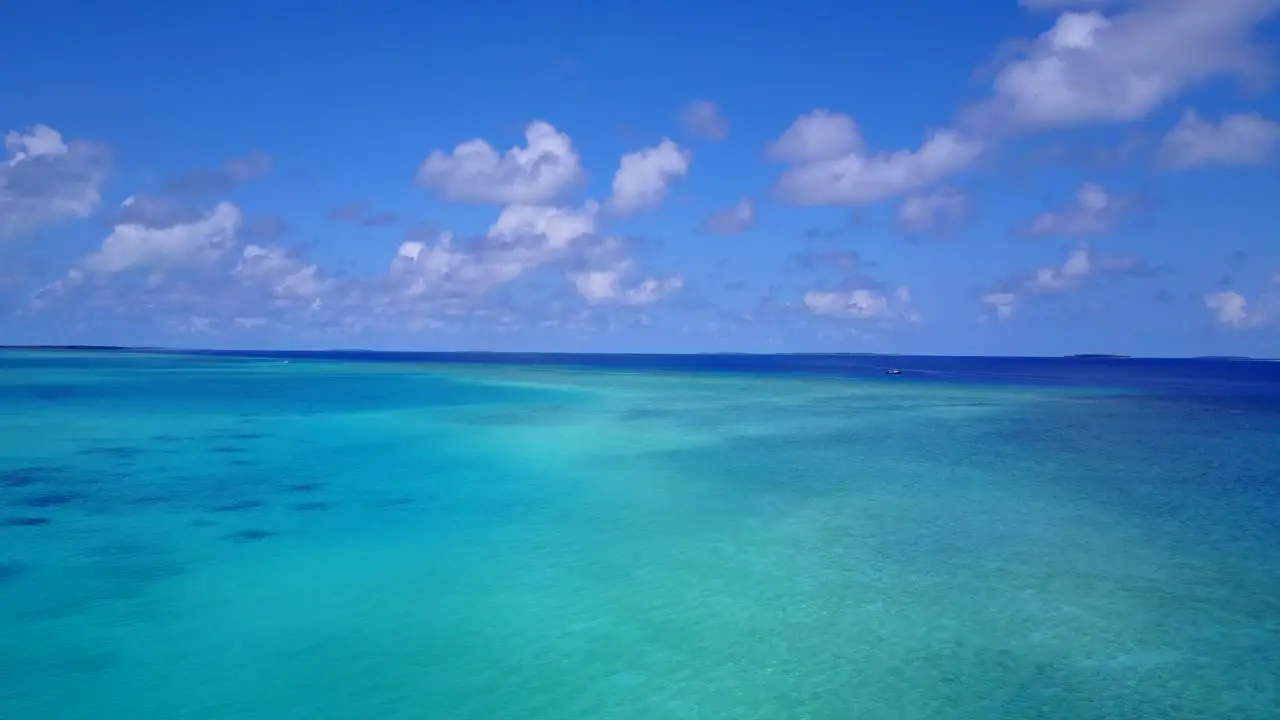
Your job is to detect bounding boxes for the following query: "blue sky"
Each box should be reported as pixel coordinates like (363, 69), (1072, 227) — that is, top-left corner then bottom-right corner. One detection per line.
(2, 0), (1279, 356)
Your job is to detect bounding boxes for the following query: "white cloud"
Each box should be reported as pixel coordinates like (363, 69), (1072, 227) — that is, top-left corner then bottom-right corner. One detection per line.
(895, 188), (970, 234)
(486, 201), (599, 250)
(414, 121), (584, 204)
(1020, 182), (1133, 237)
(680, 100), (728, 141)
(83, 201), (241, 274)
(1205, 290), (1252, 327)
(1024, 244), (1099, 292)
(983, 244), (1147, 318)
(624, 275), (685, 305)
(1207, 275), (1280, 328)
(383, 200), (682, 319)
(6, 125), (70, 159)
(1156, 109), (1280, 168)
(233, 316), (269, 329)
(804, 285), (921, 323)
(25, 172), (674, 335)
(568, 260), (684, 306)
(770, 111), (984, 205)
(968, 0), (1279, 133)
(2, 124), (111, 239)
(606, 139), (690, 216)
(767, 110), (863, 163)
(234, 245), (332, 301)
(981, 291), (1020, 320)
(700, 198), (756, 235)
(390, 233), (525, 299)
(29, 198), (346, 328)
(391, 202), (600, 299)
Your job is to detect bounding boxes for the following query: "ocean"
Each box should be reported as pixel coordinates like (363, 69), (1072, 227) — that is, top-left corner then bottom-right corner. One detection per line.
(1, 349), (1277, 718)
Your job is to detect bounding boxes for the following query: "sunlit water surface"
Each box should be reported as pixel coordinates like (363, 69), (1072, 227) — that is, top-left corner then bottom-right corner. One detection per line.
(1, 351), (1278, 718)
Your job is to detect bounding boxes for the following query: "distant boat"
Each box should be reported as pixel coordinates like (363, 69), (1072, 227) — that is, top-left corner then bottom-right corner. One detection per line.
(885, 368), (903, 375)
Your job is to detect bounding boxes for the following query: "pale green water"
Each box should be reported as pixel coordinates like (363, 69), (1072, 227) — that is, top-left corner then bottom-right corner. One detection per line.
(1, 352), (1278, 718)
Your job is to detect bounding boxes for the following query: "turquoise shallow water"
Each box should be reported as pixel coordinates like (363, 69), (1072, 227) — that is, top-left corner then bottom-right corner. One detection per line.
(1, 351), (1278, 718)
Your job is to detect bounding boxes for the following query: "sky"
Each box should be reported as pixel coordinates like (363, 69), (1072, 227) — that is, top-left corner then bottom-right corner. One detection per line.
(2, 0), (1279, 357)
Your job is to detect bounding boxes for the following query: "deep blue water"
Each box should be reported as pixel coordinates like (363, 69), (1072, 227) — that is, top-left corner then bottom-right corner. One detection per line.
(1, 349), (1277, 718)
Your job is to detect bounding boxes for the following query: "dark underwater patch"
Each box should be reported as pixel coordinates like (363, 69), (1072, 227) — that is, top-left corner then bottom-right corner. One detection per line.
(222, 529), (275, 543)
(1, 475), (41, 490)
(15, 492), (80, 508)
(1, 466), (62, 488)
(210, 445), (247, 454)
(292, 501), (332, 512)
(284, 482), (326, 493)
(151, 434), (190, 443)
(0, 561), (26, 584)
(78, 446), (144, 459)
(3, 516), (51, 527)
(208, 500), (264, 513)
(134, 495), (171, 505)
(30, 384), (82, 401)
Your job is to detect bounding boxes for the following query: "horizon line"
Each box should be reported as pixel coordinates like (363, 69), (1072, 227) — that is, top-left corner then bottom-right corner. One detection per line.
(0, 345), (1273, 362)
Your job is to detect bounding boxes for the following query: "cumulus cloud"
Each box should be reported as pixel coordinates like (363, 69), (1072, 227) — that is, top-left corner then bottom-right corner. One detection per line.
(804, 285), (921, 324)
(895, 188), (970, 235)
(966, 0), (1280, 133)
(1018, 182), (1135, 237)
(391, 202), (598, 299)
(387, 202), (679, 311)
(29, 197), (344, 331)
(1156, 109), (1280, 169)
(699, 198), (755, 235)
(1206, 274), (1280, 328)
(770, 110), (984, 205)
(415, 121), (584, 205)
(234, 244), (333, 302)
(680, 100), (728, 141)
(83, 202), (242, 274)
(605, 139), (690, 216)
(1, 124), (111, 239)
(568, 260), (684, 306)
(487, 202), (599, 250)
(1205, 290), (1252, 327)
(28, 175), (678, 336)
(982, 244), (1151, 318)
(767, 110), (864, 163)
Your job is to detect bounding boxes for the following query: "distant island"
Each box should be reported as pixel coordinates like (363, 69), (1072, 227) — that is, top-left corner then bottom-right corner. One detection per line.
(1064, 354), (1133, 359)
